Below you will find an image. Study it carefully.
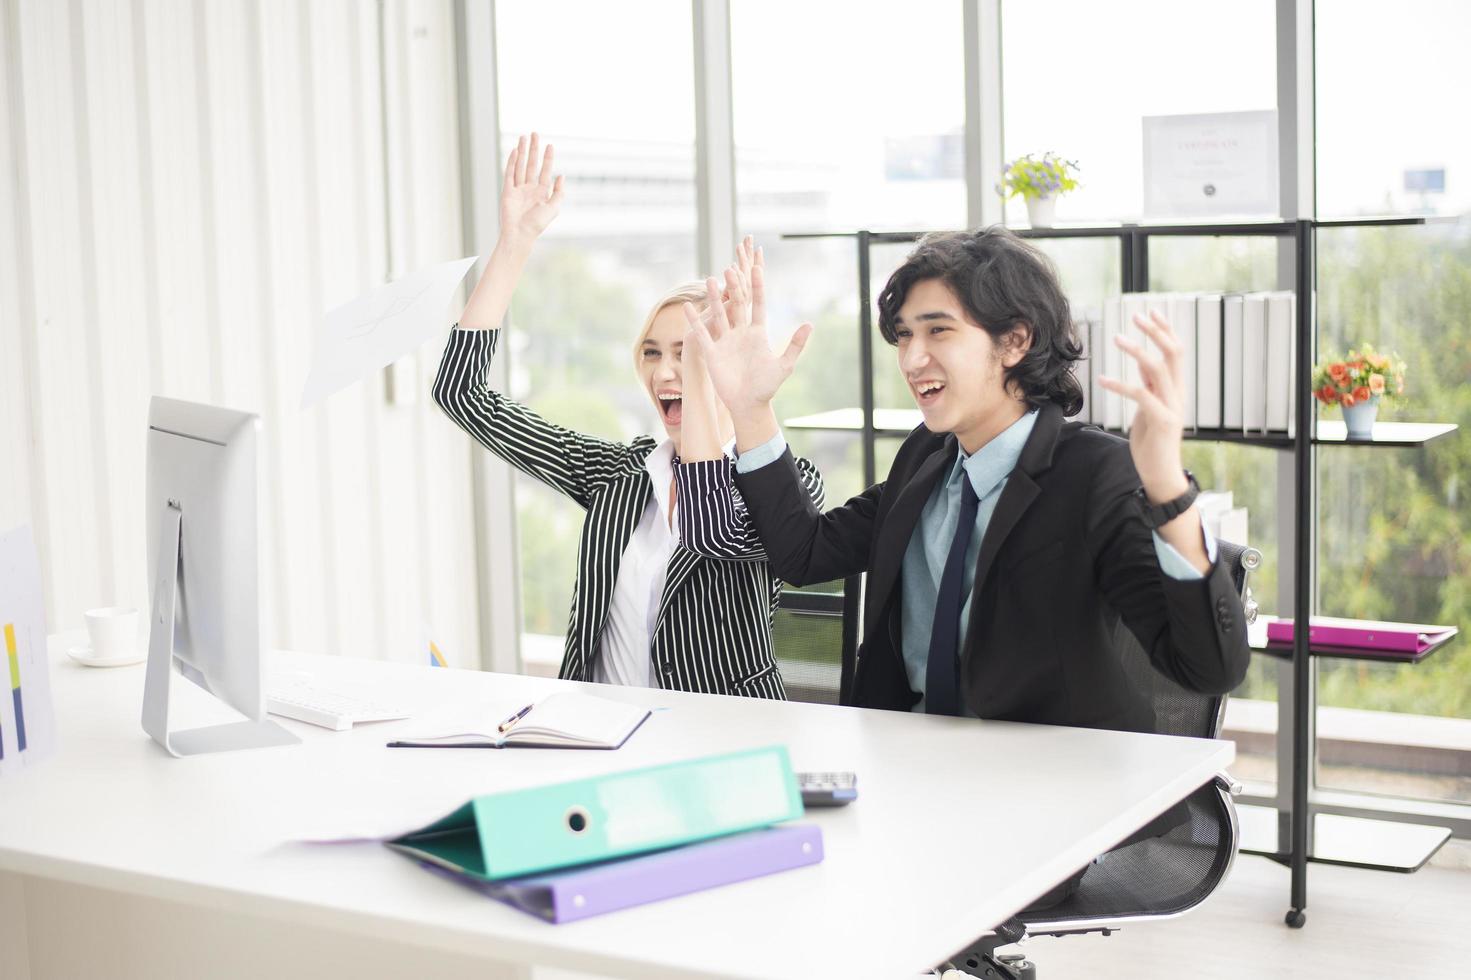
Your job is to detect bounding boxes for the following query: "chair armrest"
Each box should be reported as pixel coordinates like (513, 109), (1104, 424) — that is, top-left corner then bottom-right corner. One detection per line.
(1214, 771), (1243, 796)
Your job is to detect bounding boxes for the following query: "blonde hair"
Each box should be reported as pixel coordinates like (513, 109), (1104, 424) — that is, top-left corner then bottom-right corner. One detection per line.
(632, 280), (733, 443)
(632, 280), (709, 365)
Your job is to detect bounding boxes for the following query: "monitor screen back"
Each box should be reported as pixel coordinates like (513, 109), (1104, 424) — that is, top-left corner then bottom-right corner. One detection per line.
(145, 398), (261, 721)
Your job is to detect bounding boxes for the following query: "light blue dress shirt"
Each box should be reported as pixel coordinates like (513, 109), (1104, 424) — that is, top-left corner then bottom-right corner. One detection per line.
(735, 415), (1216, 713)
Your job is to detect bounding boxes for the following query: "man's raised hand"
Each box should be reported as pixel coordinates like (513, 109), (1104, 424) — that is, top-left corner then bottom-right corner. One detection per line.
(683, 245), (812, 420)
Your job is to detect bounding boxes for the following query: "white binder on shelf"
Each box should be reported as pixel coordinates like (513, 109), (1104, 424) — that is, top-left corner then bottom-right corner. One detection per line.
(1089, 313), (1106, 427)
(1242, 294), (1268, 433)
(1222, 294), (1245, 430)
(1141, 293), (1172, 426)
(1196, 294), (1224, 429)
(1075, 312), (1100, 424)
(1073, 315), (1091, 424)
(1265, 291), (1296, 433)
(1103, 298), (1123, 431)
(1119, 293), (1149, 432)
(1168, 293), (1198, 430)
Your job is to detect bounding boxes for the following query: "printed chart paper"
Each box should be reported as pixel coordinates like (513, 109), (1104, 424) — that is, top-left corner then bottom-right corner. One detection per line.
(0, 525), (55, 775)
(302, 256), (478, 408)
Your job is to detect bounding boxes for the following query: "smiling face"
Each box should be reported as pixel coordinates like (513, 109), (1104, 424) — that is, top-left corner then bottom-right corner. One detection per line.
(893, 278), (1030, 454)
(638, 303), (690, 444)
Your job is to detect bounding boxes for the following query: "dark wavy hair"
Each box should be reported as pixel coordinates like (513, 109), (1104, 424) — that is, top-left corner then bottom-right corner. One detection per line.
(876, 227), (1084, 416)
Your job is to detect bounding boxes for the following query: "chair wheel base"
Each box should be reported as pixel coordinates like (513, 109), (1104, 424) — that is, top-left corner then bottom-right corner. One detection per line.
(1285, 908), (1307, 929)
(947, 954), (1036, 980)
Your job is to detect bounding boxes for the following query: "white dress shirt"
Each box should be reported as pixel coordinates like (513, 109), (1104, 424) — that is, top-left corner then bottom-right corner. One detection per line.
(594, 439), (679, 687)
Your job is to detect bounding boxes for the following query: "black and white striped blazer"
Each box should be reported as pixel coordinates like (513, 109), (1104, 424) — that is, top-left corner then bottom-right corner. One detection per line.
(431, 328), (825, 699)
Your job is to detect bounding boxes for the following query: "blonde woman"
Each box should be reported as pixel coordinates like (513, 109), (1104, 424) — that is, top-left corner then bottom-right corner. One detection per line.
(432, 134), (824, 697)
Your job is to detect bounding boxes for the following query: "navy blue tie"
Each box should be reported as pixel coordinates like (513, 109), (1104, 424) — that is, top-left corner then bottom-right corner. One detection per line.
(925, 476), (980, 715)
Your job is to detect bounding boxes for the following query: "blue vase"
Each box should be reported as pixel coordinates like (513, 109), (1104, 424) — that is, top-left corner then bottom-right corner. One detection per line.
(1342, 399), (1379, 438)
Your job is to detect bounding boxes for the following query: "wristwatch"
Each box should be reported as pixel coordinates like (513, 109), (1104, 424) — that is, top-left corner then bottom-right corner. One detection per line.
(1134, 470), (1200, 530)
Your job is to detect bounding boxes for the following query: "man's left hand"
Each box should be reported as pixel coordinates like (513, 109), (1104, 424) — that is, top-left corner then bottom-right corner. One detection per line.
(1098, 310), (1189, 504)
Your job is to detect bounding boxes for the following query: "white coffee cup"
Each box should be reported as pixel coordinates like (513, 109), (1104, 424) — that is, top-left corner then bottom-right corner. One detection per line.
(84, 606), (140, 661)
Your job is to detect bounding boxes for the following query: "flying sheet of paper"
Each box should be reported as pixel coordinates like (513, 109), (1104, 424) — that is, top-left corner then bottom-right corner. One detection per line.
(301, 255), (478, 408)
(0, 524), (56, 776)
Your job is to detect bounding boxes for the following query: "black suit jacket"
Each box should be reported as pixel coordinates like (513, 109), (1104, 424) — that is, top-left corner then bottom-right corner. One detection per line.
(735, 404), (1251, 731)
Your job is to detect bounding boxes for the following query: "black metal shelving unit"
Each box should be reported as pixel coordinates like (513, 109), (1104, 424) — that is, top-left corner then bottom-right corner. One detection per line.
(782, 217), (1460, 928)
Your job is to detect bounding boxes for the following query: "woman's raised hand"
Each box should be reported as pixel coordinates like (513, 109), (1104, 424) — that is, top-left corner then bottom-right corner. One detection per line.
(500, 133), (565, 244)
(457, 133), (563, 330)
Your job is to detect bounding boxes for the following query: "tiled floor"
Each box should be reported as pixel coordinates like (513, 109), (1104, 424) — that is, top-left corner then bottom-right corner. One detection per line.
(999, 842), (1471, 978)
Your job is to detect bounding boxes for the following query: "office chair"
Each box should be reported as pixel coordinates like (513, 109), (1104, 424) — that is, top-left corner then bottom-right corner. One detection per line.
(771, 575), (862, 704)
(943, 541), (1263, 980)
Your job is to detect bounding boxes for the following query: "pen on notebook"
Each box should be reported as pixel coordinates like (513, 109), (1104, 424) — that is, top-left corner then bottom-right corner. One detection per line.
(497, 703), (534, 733)
(384, 703), (536, 748)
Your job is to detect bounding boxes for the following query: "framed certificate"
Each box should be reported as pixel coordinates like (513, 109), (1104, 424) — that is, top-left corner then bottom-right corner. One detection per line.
(1143, 110), (1279, 219)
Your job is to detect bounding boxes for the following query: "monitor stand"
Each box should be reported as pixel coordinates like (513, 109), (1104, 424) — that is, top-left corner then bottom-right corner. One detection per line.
(141, 501), (299, 757)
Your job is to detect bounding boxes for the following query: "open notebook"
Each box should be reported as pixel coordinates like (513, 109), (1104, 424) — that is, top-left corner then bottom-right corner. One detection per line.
(388, 691), (652, 750)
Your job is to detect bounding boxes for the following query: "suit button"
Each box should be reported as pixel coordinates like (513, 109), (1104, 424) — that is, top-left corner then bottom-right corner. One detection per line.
(662, 663), (675, 674)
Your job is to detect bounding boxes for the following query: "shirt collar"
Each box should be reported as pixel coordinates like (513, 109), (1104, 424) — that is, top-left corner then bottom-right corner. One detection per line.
(949, 409), (1039, 501)
(645, 438), (677, 513)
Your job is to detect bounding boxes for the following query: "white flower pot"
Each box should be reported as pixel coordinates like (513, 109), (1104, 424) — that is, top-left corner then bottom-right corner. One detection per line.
(1342, 399), (1379, 438)
(1025, 195), (1057, 228)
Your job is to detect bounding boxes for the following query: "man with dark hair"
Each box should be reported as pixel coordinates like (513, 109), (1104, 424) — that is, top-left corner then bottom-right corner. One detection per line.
(677, 225), (1249, 906)
(682, 226), (1247, 720)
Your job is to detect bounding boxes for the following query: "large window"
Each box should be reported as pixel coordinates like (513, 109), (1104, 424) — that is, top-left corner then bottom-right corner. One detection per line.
(495, 0), (697, 641)
(1316, 0), (1471, 219)
(1001, 0), (1276, 225)
(731, 0), (967, 517)
(1001, 0), (1282, 790)
(482, 5), (1471, 821)
(1149, 235), (1289, 791)
(732, 0), (966, 236)
(1312, 0), (1471, 805)
(1314, 223), (1471, 804)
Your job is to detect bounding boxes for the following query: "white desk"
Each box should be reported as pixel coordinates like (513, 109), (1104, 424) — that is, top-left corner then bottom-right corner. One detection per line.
(0, 636), (1233, 980)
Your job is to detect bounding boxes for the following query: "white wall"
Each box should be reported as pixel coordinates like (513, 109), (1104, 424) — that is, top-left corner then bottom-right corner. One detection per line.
(0, 0), (482, 667)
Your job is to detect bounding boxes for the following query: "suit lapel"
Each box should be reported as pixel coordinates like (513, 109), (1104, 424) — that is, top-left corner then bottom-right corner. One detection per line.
(968, 471), (1040, 607)
(965, 404), (1065, 628)
(654, 547), (703, 634)
(576, 469), (653, 672)
(866, 438), (955, 617)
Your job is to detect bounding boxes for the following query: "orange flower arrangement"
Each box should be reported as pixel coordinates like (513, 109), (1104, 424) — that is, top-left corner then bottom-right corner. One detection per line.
(1312, 344), (1406, 408)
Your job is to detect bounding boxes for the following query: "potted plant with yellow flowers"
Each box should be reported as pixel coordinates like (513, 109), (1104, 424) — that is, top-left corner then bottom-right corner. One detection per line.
(998, 152), (1081, 228)
(1311, 343), (1407, 438)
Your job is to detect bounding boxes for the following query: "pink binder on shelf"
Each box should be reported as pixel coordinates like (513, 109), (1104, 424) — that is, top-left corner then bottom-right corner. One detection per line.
(1266, 616), (1458, 654)
(413, 823), (824, 923)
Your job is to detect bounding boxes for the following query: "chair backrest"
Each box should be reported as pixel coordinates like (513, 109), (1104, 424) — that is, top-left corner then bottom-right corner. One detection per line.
(772, 576), (861, 705)
(1110, 539), (1257, 739)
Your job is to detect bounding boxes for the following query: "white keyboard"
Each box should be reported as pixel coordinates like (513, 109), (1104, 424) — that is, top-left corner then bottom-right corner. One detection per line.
(266, 683), (411, 732)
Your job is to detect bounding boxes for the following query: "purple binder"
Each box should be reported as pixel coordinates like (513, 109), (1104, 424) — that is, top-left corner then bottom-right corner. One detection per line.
(418, 823), (823, 923)
(1267, 616), (1457, 654)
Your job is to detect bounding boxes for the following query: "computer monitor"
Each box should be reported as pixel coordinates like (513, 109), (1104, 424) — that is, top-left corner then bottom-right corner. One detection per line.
(141, 396), (298, 756)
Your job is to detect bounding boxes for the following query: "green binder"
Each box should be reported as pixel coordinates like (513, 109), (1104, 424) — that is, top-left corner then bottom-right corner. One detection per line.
(387, 745), (804, 880)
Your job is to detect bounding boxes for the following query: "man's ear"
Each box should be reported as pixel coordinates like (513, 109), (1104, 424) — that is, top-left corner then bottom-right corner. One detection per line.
(1001, 323), (1033, 368)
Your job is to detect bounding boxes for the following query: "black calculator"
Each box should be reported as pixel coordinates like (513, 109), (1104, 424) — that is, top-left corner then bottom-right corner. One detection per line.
(797, 771), (858, 807)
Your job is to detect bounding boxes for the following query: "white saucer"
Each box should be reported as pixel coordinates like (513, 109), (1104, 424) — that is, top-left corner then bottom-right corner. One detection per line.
(67, 644), (146, 668)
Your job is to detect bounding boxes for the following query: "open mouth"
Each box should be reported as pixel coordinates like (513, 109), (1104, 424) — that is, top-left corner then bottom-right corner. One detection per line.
(913, 381), (946, 408)
(657, 392), (683, 426)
